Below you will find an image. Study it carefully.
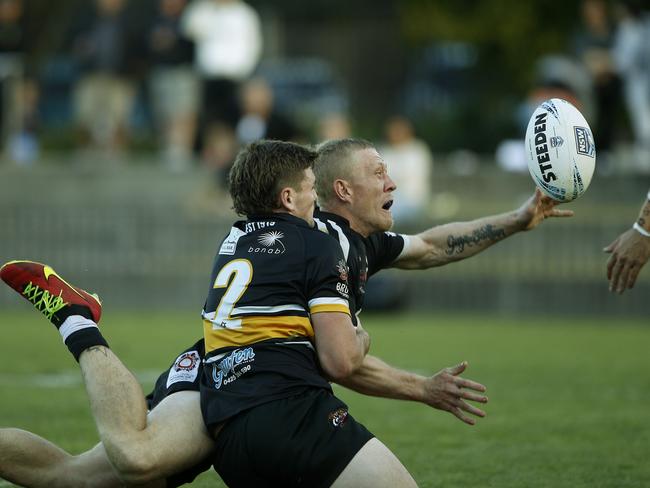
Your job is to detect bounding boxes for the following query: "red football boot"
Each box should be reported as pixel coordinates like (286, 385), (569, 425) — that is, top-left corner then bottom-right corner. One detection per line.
(0, 260), (102, 327)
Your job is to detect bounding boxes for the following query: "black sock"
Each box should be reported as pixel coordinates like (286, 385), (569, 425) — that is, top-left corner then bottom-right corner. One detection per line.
(64, 328), (109, 362)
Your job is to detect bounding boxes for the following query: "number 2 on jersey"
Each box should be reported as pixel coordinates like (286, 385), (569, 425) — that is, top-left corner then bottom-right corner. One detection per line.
(212, 259), (253, 329)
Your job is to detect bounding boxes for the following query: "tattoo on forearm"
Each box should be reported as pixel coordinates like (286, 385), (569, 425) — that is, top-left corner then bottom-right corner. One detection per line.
(446, 225), (506, 255)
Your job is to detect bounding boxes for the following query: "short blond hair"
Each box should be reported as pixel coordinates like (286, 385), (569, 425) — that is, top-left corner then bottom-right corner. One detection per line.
(314, 138), (374, 206)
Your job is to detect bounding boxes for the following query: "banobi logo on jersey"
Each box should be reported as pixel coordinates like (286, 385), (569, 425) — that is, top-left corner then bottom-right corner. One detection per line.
(248, 231), (286, 255)
(166, 350), (201, 388)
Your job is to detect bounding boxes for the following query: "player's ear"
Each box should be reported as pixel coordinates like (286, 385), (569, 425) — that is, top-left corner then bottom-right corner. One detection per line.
(278, 186), (296, 212)
(333, 179), (352, 203)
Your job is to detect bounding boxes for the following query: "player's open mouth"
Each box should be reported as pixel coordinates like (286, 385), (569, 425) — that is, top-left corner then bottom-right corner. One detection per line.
(382, 200), (393, 211)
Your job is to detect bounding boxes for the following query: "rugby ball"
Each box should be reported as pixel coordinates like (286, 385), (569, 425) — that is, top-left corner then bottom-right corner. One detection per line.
(524, 98), (596, 202)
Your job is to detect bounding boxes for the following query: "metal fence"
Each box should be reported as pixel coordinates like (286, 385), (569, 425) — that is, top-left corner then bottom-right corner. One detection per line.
(1, 161), (648, 317)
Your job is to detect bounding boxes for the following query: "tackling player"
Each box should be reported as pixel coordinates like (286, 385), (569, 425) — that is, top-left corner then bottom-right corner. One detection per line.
(1, 141), (415, 487)
(196, 140), (418, 487)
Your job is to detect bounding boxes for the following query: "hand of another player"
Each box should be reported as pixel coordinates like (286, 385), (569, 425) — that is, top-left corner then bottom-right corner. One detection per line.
(421, 361), (488, 425)
(604, 228), (650, 293)
(519, 188), (574, 231)
(355, 318), (371, 356)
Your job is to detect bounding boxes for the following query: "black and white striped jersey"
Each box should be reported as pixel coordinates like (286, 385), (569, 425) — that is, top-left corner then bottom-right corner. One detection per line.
(314, 210), (408, 322)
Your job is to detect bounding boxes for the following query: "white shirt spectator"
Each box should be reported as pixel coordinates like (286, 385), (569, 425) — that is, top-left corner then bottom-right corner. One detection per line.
(613, 9), (650, 154)
(182, 0), (262, 80)
(381, 140), (433, 219)
(379, 116), (433, 221)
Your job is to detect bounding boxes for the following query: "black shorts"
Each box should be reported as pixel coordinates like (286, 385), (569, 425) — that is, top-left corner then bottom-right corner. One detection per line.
(146, 340), (205, 410)
(213, 387), (374, 488)
(145, 340), (211, 488)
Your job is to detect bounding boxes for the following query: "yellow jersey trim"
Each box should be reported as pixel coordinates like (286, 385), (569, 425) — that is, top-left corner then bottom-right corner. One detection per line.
(205, 315), (314, 353)
(310, 303), (351, 315)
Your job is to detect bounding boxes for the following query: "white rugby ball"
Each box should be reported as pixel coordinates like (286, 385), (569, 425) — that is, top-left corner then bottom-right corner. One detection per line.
(524, 98), (596, 202)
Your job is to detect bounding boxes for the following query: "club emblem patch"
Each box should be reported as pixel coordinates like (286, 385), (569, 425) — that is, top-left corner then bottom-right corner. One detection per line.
(166, 350), (201, 388)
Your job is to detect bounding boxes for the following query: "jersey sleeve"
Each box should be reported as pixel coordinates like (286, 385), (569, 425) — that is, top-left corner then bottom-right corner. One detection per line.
(365, 231), (406, 276)
(304, 233), (351, 316)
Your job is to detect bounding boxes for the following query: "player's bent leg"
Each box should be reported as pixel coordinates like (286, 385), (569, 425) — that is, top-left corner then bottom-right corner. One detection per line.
(0, 428), (125, 488)
(76, 345), (151, 483)
(0, 417), (201, 488)
(330, 437), (418, 488)
(99, 390), (214, 485)
(72, 443), (167, 488)
(0, 427), (72, 488)
(67, 443), (134, 488)
(1, 262), (212, 486)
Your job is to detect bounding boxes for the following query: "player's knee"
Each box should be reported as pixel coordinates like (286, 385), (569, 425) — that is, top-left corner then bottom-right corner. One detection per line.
(114, 457), (160, 485)
(106, 441), (161, 484)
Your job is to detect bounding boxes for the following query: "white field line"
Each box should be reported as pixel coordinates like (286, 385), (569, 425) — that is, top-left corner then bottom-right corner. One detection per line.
(0, 370), (162, 388)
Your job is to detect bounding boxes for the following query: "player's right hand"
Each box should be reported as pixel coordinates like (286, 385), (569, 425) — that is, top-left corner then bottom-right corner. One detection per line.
(422, 361), (488, 425)
(604, 228), (650, 294)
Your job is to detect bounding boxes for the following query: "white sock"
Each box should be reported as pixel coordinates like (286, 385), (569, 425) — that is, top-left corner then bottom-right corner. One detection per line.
(59, 315), (98, 343)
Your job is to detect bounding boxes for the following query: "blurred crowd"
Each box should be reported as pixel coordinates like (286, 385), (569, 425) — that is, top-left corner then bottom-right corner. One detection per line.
(3, 0), (277, 172)
(1, 0), (649, 215)
(0, 0), (436, 221)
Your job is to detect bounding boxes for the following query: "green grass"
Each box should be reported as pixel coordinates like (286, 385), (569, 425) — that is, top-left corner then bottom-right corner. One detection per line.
(1, 310), (649, 487)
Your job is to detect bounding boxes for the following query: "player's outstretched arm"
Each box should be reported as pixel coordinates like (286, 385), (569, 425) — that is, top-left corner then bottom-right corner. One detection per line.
(604, 192), (650, 294)
(336, 356), (488, 425)
(394, 188), (573, 270)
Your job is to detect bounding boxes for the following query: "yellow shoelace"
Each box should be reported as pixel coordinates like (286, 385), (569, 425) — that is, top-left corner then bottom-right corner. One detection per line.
(22, 282), (68, 321)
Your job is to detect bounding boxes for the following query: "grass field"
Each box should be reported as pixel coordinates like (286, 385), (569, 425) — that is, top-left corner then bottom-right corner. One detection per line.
(1, 309), (649, 487)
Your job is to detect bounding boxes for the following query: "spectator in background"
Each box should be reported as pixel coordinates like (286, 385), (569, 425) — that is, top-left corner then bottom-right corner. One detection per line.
(317, 112), (351, 142)
(497, 57), (591, 173)
(235, 77), (299, 144)
(572, 0), (622, 160)
(379, 115), (433, 222)
(0, 0), (21, 53)
(204, 77), (300, 192)
(147, 0), (198, 171)
(613, 1), (650, 169)
(8, 75), (38, 164)
(181, 0), (262, 145)
(71, 0), (137, 156)
(0, 0), (37, 164)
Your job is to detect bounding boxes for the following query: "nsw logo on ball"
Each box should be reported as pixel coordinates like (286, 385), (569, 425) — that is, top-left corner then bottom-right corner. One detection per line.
(574, 127), (595, 157)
